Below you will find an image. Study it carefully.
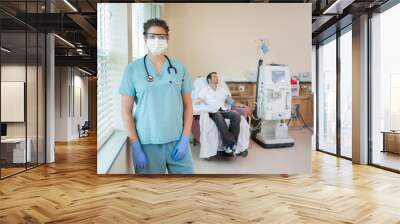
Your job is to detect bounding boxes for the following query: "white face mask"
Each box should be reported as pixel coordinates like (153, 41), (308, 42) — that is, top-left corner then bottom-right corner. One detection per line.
(146, 39), (168, 56)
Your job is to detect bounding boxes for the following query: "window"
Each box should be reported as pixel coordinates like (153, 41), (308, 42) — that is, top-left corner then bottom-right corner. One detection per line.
(390, 74), (400, 130)
(370, 3), (400, 171)
(316, 25), (353, 159)
(340, 28), (352, 158)
(97, 3), (162, 149)
(131, 3), (161, 60)
(97, 4), (114, 149)
(0, 1), (47, 179)
(132, 4), (146, 59)
(317, 36), (337, 155)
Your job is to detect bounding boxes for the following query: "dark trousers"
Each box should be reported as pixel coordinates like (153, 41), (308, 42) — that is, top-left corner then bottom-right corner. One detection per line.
(209, 110), (241, 147)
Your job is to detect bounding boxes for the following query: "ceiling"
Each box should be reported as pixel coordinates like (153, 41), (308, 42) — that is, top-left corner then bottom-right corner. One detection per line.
(0, 0), (97, 73)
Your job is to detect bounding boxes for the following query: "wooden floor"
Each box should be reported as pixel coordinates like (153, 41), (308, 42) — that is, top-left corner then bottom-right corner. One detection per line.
(1, 167), (26, 178)
(373, 150), (400, 171)
(1, 135), (400, 224)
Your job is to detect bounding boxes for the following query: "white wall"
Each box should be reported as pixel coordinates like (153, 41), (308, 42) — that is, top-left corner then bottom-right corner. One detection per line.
(55, 66), (68, 141)
(1, 66), (25, 128)
(1, 64), (47, 163)
(1, 65), (38, 138)
(71, 74), (89, 138)
(54, 67), (89, 141)
(163, 3), (312, 80)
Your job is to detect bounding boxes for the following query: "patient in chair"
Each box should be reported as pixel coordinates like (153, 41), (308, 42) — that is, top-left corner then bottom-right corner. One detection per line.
(194, 72), (246, 155)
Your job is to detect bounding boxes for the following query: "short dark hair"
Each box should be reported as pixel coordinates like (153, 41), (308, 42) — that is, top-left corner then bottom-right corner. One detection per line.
(206, 72), (217, 83)
(143, 18), (169, 35)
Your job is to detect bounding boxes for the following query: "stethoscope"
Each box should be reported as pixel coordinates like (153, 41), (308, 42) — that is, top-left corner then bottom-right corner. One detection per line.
(144, 54), (177, 82)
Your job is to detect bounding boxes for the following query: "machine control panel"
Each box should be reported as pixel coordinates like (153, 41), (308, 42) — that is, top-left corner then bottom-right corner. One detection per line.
(257, 65), (292, 120)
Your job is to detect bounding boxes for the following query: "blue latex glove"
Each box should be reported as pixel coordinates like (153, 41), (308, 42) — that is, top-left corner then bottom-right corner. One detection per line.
(131, 140), (148, 169)
(172, 135), (190, 161)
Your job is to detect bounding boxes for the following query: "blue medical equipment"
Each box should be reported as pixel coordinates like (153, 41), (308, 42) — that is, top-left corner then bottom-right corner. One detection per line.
(144, 54), (177, 82)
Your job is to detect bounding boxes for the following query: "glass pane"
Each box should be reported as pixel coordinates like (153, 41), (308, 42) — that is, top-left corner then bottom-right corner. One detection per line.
(371, 4), (400, 171)
(27, 31), (38, 169)
(340, 29), (352, 158)
(1, 31), (27, 177)
(0, 0), (46, 178)
(318, 37), (337, 154)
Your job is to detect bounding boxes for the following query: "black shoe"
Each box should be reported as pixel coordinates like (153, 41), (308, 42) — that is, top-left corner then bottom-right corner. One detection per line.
(222, 150), (234, 157)
(223, 146), (232, 153)
(239, 150), (248, 157)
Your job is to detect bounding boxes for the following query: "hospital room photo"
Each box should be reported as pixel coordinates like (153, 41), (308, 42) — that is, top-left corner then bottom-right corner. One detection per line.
(97, 3), (313, 174)
(4, 1), (400, 222)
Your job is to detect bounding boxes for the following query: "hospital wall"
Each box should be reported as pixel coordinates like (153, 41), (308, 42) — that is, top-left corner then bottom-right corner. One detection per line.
(163, 4), (311, 80)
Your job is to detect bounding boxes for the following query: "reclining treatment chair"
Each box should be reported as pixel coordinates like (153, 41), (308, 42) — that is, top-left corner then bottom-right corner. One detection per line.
(191, 76), (251, 159)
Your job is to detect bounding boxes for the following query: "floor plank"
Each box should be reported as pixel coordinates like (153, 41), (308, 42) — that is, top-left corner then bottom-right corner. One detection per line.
(0, 135), (399, 224)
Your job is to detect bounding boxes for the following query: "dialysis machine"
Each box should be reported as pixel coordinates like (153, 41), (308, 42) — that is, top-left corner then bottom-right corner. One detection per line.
(252, 64), (294, 148)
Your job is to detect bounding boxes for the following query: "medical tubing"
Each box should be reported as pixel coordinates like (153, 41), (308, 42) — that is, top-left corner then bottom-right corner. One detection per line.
(250, 59), (263, 132)
(249, 118), (262, 132)
(297, 109), (313, 133)
(253, 59), (263, 119)
(287, 106), (313, 133)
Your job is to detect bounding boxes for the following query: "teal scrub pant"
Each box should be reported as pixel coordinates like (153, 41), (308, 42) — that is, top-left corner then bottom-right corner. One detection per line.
(135, 141), (194, 174)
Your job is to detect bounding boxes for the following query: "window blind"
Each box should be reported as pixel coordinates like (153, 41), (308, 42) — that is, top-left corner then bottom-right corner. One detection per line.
(97, 4), (114, 149)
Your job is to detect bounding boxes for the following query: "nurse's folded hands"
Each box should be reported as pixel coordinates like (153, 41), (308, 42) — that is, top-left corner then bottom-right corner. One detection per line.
(172, 135), (190, 161)
(131, 140), (148, 169)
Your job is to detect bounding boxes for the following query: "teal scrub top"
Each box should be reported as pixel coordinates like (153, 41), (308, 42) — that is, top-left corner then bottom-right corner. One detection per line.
(119, 56), (193, 144)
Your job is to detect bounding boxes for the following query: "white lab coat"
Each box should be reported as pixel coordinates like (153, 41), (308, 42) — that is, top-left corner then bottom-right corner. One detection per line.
(199, 112), (250, 158)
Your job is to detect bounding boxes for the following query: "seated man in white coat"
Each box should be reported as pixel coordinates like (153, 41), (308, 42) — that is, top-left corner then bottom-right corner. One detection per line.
(194, 72), (246, 155)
